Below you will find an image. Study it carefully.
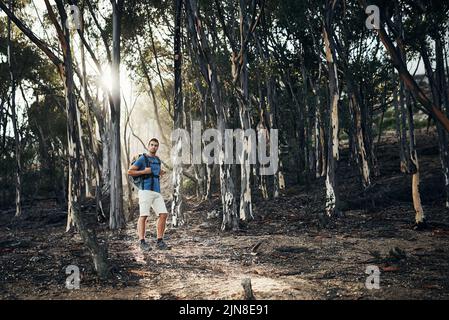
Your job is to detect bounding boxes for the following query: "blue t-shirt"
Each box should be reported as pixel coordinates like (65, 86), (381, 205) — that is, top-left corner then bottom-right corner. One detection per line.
(134, 154), (161, 193)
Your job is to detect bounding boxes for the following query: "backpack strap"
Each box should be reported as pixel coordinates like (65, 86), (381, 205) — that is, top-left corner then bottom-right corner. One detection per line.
(147, 156), (161, 191)
(153, 156), (161, 165)
(143, 154), (150, 167)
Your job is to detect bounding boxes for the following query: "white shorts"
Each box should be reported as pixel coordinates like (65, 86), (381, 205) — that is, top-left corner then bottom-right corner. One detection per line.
(138, 190), (168, 217)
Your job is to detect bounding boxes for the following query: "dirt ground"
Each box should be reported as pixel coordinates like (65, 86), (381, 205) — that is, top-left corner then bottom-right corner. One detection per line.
(1, 131), (449, 300)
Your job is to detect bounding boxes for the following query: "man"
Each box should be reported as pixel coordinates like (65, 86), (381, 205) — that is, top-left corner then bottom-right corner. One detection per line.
(128, 138), (170, 251)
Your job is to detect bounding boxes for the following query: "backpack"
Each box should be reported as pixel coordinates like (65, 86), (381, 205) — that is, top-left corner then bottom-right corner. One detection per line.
(129, 154), (161, 191)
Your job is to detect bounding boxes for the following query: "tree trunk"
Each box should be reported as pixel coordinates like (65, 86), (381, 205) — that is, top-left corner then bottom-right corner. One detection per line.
(394, 3), (425, 225)
(80, 12), (106, 222)
(7, 0), (22, 217)
(194, 79), (212, 200)
(310, 75), (326, 178)
(185, 0), (238, 230)
(172, 0), (185, 227)
(435, 38), (449, 208)
(109, 0), (125, 230)
(122, 92), (135, 221)
(398, 80), (411, 173)
(261, 23), (281, 198)
(76, 7), (91, 200)
(408, 98), (425, 225)
(323, 2), (341, 218)
(237, 0), (253, 220)
(101, 93), (111, 194)
(393, 77), (408, 172)
(349, 91), (371, 188)
(420, 39), (449, 209)
(300, 61), (311, 185)
(54, 0), (110, 278)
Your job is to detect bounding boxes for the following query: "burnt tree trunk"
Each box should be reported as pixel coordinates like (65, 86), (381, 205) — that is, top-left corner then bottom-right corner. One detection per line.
(172, 0), (185, 227)
(323, 1), (341, 218)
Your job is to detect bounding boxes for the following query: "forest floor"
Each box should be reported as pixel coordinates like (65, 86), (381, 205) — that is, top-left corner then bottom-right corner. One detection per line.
(1, 130), (449, 300)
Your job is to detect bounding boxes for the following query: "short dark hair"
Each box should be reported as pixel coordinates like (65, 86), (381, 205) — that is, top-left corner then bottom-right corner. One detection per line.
(148, 138), (159, 146)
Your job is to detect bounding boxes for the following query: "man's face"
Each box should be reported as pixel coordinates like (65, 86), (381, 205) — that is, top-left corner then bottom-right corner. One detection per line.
(148, 141), (159, 154)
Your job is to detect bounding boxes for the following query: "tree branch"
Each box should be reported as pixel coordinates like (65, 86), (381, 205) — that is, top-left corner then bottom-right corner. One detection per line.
(0, 0), (63, 67)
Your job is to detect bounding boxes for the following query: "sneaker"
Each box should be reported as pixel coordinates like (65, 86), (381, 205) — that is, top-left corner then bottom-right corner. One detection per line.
(155, 240), (171, 250)
(139, 241), (152, 252)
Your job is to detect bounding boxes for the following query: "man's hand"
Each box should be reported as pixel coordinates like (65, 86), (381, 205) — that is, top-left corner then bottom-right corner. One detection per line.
(142, 167), (152, 175)
(160, 169), (166, 177)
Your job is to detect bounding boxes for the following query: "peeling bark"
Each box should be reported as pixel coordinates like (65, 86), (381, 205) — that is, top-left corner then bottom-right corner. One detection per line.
(323, 2), (341, 218)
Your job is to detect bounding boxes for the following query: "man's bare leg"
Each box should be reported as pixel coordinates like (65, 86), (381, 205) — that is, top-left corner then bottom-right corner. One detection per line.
(138, 216), (148, 241)
(157, 213), (168, 240)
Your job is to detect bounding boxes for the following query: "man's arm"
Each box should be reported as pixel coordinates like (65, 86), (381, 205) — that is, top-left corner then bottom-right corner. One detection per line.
(128, 164), (151, 177)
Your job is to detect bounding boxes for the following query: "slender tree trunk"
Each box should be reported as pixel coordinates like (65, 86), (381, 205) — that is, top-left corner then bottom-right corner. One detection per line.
(254, 60), (269, 199)
(360, 86), (380, 177)
(262, 41), (280, 198)
(194, 79), (212, 200)
(349, 91), (371, 188)
(310, 75), (326, 178)
(7, 0), (22, 217)
(109, 0), (125, 230)
(393, 4), (411, 176)
(237, 0), (253, 220)
(122, 93), (135, 221)
(101, 92), (110, 194)
(297, 68), (307, 183)
(74, 8), (91, 200)
(323, 2), (341, 218)
(377, 84), (388, 145)
(300, 58), (313, 185)
(421, 40), (449, 209)
(435, 38), (449, 208)
(393, 76), (407, 171)
(408, 98), (425, 225)
(172, 0), (185, 227)
(79, 13), (106, 222)
(398, 82), (411, 173)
